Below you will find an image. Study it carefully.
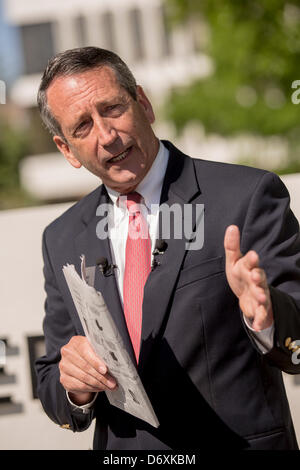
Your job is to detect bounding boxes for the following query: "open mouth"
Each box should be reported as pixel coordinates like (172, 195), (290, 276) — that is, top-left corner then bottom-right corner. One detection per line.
(108, 146), (132, 164)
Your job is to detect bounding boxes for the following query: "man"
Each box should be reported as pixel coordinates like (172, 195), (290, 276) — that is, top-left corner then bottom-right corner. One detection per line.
(36, 47), (300, 450)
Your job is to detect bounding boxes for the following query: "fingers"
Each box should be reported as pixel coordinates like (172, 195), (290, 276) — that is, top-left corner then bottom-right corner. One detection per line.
(224, 226), (274, 330)
(252, 304), (271, 331)
(60, 360), (116, 393)
(224, 225), (242, 266)
(225, 227), (260, 300)
(61, 336), (107, 375)
(243, 250), (259, 270)
(59, 336), (117, 395)
(251, 267), (266, 285)
(251, 267), (270, 304)
(250, 279), (268, 308)
(224, 225), (259, 270)
(240, 267), (273, 331)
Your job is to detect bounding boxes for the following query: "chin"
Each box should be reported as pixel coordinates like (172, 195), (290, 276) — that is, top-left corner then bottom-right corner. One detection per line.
(113, 175), (142, 191)
(107, 180), (137, 194)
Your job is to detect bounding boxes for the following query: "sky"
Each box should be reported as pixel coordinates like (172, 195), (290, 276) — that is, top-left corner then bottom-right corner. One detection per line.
(0, 0), (23, 87)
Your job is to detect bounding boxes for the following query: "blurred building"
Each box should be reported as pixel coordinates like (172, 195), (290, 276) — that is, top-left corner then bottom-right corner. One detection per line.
(5, 0), (209, 105)
(3, 0), (290, 202)
(3, 0), (211, 201)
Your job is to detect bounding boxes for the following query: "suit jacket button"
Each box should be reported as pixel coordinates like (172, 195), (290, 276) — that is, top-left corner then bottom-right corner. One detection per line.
(289, 340), (299, 351)
(60, 424), (71, 429)
(285, 337), (292, 348)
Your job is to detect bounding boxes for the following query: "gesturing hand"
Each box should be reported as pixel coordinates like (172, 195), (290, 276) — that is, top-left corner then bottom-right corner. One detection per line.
(224, 225), (274, 331)
(59, 335), (117, 406)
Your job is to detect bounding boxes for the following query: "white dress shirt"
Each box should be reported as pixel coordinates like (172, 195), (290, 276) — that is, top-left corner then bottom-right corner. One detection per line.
(105, 140), (169, 304)
(68, 140), (274, 410)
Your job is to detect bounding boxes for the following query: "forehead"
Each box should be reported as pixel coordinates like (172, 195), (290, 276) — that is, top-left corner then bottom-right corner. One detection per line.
(46, 66), (124, 117)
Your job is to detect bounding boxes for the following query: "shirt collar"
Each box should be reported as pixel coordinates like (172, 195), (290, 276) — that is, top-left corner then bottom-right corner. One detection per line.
(105, 141), (169, 210)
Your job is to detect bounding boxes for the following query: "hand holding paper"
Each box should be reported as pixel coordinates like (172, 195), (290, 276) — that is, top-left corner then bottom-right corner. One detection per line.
(59, 335), (117, 406)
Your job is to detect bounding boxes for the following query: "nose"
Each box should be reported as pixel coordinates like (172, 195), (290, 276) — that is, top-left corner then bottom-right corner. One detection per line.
(95, 116), (118, 147)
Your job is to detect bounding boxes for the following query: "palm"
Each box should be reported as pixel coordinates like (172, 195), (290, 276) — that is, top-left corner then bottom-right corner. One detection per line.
(224, 225), (273, 331)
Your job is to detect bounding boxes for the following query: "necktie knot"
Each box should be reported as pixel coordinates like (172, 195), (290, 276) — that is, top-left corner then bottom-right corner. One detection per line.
(125, 192), (143, 214)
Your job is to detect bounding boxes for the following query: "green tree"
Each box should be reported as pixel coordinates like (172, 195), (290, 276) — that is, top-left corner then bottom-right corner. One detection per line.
(165, 0), (300, 170)
(0, 121), (35, 209)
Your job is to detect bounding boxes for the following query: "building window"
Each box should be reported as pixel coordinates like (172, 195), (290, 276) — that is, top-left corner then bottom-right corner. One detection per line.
(27, 335), (45, 399)
(160, 4), (172, 57)
(20, 22), (55, 75)
(129, 8), (145, 62)
(101, 12), (117, 52)
(76, 15), (88, 47)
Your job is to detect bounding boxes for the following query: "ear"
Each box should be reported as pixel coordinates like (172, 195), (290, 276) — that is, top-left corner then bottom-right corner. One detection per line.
(53, 135), (82, 169)
(136, 85), (155, 124)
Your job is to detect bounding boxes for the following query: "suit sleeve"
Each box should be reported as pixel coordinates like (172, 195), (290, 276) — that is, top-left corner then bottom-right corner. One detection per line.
(35, 228), (99, 432)
(239, 171), (300, 373)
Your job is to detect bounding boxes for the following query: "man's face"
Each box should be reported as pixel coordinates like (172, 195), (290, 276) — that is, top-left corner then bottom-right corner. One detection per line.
(47, 66), (159, 193)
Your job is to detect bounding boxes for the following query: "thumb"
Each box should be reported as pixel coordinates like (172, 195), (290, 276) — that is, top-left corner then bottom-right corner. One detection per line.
(224, 225), (242, 267)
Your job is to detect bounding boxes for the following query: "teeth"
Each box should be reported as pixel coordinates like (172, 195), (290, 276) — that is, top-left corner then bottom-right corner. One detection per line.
(110, 149), (129, 163)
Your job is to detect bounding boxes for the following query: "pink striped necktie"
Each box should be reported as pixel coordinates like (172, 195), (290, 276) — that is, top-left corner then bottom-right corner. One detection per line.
(123, 192), (151, 362)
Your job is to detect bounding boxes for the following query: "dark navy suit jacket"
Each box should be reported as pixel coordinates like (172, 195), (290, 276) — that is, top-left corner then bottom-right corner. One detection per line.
(36, 141), (300, 450)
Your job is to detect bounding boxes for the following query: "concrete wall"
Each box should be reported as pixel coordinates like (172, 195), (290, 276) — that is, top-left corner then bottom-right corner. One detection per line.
(0, 173), (299, 449)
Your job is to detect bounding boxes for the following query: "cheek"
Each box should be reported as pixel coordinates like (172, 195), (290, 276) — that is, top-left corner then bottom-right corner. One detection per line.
(75, 136), (99, 162)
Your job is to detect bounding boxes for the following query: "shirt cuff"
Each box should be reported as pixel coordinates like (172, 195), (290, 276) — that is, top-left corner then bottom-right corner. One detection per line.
(66, 391), (98, 414)
(243, 315), (275, 354)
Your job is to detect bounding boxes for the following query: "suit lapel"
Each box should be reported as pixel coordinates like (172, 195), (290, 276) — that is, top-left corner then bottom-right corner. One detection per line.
(74, 185), (136, 365)
(138, 142), (201, 371)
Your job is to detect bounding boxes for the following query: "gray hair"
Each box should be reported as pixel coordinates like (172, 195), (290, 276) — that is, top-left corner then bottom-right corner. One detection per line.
(37, 47), (137, 140)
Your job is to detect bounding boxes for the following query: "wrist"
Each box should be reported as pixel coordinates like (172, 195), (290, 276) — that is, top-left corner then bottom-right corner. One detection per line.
(68, 391), (96, 406)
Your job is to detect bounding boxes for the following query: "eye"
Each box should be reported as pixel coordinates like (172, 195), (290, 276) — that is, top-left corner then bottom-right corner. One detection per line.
(78, 120), (90, 130)
(104, 103), (125, 116)
(107, 104), (118, 111)
(74, 119), (91, 137)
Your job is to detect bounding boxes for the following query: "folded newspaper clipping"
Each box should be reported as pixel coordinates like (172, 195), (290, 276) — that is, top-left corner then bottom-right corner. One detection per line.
(62, 256), (159, 428)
